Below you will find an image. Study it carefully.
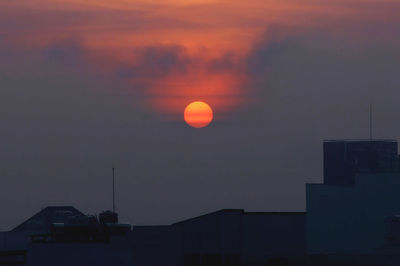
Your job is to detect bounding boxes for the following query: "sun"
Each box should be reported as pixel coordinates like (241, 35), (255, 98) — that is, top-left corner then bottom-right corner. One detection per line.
(184, 101), (213, 128)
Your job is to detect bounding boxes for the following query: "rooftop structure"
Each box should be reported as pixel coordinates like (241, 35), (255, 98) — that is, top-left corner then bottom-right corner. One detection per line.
(12, 206), (86, 234)
(323, 139), (398, 186)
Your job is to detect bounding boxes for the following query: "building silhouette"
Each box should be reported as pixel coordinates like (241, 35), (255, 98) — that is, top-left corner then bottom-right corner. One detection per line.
(1, 208), (307, 266)
(308, 139), (400, 265)
(172, 210), (306, 266)
(2, 139), (400, 265)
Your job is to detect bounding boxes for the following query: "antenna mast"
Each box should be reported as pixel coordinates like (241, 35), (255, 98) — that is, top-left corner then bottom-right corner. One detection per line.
(112, 167), (115, 213)
(370, 104), (373, 141)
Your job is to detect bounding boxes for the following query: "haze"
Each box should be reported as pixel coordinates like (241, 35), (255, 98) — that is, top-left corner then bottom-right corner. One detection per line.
(1, 0), (400, 230)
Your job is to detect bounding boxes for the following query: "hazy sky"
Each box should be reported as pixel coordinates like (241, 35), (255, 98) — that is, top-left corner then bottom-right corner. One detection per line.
(1, 0), (400, 229)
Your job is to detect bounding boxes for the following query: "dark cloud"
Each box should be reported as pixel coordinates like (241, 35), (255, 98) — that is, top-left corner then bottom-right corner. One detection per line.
(43, 39), (86, 68)
(116, 45), (190, 80)
(116, 45), (242, 81)
(208, 53), (239, 72)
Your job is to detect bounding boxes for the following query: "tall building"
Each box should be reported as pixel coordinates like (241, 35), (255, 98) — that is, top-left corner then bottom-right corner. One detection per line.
(323, 140), (398, 186)
(307, 139), (400, 265)
(307, 173), (400, 253)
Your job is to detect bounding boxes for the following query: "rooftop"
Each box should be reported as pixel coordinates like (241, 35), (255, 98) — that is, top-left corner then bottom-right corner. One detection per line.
(324, 139), (397, 143)
(173, 209), (306, 225)
(12, 206), (86, 233)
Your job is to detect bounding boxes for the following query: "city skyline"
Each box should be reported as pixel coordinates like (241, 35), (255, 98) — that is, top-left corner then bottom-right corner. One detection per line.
(2, 138), (400, 265)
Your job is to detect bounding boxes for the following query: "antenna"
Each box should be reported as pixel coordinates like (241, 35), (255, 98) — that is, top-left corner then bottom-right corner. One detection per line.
(112, 167), (115, 213)
(369, 104), (373, 141)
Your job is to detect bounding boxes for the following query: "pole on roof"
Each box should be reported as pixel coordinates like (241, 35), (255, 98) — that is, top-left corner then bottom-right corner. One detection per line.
(112, 167), (115, 213)
(370, 104), (373, 141)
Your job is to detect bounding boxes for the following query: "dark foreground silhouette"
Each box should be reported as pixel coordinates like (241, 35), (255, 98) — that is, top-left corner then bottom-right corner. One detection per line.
(2, 139), (400, 266)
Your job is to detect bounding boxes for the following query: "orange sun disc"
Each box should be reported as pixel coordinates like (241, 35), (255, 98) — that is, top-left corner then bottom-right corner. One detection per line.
(184, 101), (213, 128)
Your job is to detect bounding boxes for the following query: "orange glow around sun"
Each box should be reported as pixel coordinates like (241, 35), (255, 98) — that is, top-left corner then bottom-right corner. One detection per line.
(1, 0), (393, 121)
(184, 101), (213, 128)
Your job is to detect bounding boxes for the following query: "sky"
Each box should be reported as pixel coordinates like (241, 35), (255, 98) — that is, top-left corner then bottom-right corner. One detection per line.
(1, 0), (400, 229)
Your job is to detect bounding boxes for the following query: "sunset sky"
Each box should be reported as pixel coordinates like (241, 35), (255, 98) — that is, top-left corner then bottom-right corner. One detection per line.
(1, 0), (400, 228)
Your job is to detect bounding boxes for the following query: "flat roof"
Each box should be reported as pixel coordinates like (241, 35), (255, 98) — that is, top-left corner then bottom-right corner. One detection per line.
(173, 209), (306, 225)
(244, 211), (306, 215)
(324, 139), (397, 143)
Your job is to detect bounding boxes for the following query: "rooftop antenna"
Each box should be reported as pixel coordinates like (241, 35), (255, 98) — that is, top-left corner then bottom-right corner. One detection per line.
(112, 167), (115, 213)
(370, 104), (373, 141)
